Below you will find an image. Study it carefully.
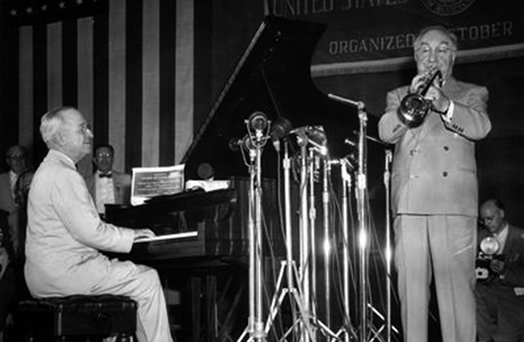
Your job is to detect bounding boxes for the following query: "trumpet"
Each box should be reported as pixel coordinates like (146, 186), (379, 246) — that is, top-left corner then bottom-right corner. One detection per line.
(398, 67), (442, 128)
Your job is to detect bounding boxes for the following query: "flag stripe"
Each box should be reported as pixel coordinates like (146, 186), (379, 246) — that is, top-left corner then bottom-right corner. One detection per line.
(142, 0), (160, 167)
(125, 0), (143, 171)
(19, 26), (34, 151)
(159, 0), (176, 167)
(16, 0), (198, 174)
(174, 0), (194, 163)
(108, 0), (126, 172)
(76, 18), (94, 176)
(77, 17), (94, 126)
(33, 24), (48, 164)
(62, 19), (78, 108)
(47, 22), (62, 109)
(93, 11), (109, 147)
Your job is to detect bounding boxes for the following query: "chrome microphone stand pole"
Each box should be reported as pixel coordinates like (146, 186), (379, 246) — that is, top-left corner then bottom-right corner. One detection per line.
(384, 149), (393, 342)
(299, 139), (312, 342)
(328, 93), (369, 342)
(322, 156), (332, 327)
(308, 148), (318, 324)
(237, 116), (268, 342)
(332, 157), (355, 342)
(356, 101), (369, 342)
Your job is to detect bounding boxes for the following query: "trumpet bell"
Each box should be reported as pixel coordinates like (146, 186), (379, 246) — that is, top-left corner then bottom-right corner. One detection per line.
(398, 94), (432, 127)
(397, 68), (442, 128)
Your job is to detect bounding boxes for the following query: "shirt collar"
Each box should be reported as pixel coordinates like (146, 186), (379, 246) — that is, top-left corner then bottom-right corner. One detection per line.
(48, 149), (77, 169)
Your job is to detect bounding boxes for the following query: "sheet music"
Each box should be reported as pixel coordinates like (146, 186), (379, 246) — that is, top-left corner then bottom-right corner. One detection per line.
(131, 164), (185, 205)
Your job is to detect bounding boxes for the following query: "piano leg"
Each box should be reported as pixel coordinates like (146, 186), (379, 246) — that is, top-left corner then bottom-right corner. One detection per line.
(189, 275), (218, 342)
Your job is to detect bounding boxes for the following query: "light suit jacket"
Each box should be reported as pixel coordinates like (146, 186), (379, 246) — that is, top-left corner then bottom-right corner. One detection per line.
(25, 150), (135, 296)
(85, 170), (131, 206)
(379, 77), (491, 216)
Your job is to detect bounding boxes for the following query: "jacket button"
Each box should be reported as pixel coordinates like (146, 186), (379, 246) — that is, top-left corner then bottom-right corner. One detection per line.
(443, 146), (449, 151)
(442, 171), (448, 177)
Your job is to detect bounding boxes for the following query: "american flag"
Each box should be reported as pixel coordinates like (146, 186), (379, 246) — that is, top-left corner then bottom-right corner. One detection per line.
(9, 0), (212, 177)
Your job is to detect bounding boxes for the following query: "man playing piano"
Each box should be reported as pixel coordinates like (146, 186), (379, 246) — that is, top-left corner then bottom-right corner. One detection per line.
(24, 106), (174, 342)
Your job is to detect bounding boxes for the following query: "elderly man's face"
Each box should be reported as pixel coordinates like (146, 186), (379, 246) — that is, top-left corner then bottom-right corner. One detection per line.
(60, 109), (93, 163)
(6, 146), (27, 175)
(414, 29), (456, 81)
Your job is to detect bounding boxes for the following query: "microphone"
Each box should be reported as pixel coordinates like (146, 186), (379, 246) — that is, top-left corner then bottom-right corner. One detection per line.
(328, 93), (365, 110)
(228, 135), (254, 152)
(344, 138), (358, 149)
(269, 116), (292, 152)
(291, 126), (328, 155)
(248, 111), (268, 133)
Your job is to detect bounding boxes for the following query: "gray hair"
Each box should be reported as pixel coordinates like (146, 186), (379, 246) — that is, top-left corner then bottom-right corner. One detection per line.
(40, 106), (75, 148)
(413, 25), (458, 51)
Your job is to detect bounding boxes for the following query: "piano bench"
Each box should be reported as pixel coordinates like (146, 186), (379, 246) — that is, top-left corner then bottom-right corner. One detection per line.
(18, 294), (137, 341)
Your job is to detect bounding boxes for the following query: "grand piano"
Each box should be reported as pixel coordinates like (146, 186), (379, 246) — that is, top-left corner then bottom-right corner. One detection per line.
(106, 15), (381, 341)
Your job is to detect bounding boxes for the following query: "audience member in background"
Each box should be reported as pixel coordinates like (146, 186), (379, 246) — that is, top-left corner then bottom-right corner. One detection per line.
(12, 170), (34, 300)
(0, 210), (16, 342)
(25, 106), (174, 342)
(85, 144), (131, 218)
(378, 25), (491, 342)
(476, 198), (524, 342)
(0, 145), (31, 255)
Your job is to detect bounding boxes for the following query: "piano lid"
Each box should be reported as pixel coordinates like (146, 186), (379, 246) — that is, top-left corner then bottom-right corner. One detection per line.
(182, 15), (379, 180)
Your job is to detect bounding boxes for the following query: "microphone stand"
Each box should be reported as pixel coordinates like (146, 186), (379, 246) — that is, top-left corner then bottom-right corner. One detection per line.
(322, 156), (332, 328)
(384, 149), (393, 342)
(237, 124), (268, 342)
(356, 102), (369, 342)
(328, 94), (370, 342)
(331, 157), (357, 342)
(265, 140), (317, 342)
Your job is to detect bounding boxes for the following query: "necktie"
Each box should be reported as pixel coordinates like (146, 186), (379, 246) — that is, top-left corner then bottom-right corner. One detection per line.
(99, 173), (112, 178)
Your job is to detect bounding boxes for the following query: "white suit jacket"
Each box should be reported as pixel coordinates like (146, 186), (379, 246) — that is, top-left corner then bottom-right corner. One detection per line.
(379, 77), (491, 216)
(25, 150), (135, 297)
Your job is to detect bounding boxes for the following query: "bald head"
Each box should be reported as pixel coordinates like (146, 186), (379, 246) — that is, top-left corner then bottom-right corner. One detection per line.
(480, 198), (506, 235)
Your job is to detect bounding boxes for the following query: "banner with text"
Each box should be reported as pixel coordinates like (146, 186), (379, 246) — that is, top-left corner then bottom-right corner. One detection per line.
(269, 0), (524, 75)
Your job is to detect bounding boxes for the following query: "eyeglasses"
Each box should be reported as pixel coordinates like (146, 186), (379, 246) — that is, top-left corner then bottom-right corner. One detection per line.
(95, 153), (113, 158)
(7, 155), (25, 160)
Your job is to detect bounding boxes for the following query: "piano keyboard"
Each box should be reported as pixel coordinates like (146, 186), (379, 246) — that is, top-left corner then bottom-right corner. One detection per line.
(134, 231), (198, 244)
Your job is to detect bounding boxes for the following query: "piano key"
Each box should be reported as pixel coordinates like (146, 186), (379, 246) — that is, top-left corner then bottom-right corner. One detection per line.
(134, 231), (198, 244)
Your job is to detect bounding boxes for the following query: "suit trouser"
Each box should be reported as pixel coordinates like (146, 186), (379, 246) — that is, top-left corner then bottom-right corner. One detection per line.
(476, 282), (524, 342)
(394, 215), (477, 342)
(92, 259), (174, 342)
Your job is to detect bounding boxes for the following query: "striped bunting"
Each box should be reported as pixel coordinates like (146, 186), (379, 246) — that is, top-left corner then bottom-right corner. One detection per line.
(15, 0), (196, 177)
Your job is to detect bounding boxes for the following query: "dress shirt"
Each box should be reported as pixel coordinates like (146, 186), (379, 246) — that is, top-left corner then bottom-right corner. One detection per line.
(95, 171), (115, 214)
(9, 171), (17, 199)
(494, 223), (509, 255)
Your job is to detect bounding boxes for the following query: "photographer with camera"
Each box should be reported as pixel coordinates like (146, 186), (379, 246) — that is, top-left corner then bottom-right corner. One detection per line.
(476, 197), (524, 342)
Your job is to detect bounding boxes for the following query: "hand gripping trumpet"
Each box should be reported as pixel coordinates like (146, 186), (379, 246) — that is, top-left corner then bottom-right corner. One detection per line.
(397, 67), (442, 128)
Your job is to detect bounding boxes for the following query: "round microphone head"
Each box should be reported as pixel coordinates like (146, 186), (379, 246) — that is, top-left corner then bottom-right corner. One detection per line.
(270, 116), (292, 141)
(248, 111), (268, 131)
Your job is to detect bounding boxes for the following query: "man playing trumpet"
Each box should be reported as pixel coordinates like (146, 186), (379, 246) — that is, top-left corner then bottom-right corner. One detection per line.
(378, 26), (491, 342)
